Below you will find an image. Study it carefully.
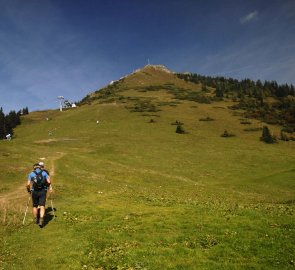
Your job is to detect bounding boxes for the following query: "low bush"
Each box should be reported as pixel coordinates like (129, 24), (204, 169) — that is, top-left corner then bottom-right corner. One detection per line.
(129, 101), (160, 113)
(221, 130), (235, 137)
(199, 117), (215, 121)
(281, 127), (295, 133)
(244, 127), (263, 132)
(176, 124), (186, 134)
(240, 120), (252, 125)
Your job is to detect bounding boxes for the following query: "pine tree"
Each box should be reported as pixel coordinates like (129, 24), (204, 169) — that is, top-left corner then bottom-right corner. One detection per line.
(0, 108), (5, 139)
(256, 79), (263, 89)
(6, 110), (20, 128)
(23, 107), (29, 114)
(4, 119), (13, 136)
(260, 126), (276, 144)
(215, 83), (224, 98)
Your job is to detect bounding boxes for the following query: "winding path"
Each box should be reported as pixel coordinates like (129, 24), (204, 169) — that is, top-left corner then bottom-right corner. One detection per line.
(0, 152), (65, 206)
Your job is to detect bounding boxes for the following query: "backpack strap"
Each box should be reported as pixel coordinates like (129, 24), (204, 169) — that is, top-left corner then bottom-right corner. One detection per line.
(30, 170), (37, 180)
(32, 170), (42, 178)
(32, 170), (46, 190)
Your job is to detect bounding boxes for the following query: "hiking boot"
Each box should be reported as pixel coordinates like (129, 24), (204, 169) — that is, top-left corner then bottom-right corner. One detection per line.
(39, 218), (44, 228)
(34, 218), (39, 224)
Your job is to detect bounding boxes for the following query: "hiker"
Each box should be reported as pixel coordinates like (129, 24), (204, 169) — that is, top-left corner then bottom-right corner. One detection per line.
(39, 161), (52, 193)
(39, 161), (52, 195)
(39, 161), (50, 177)
(26, 163), (52, 227)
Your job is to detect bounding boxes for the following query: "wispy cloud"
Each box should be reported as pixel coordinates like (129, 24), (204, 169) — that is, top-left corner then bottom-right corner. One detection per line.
(240, 10), (258, 24)
(189, 33), (295, 86)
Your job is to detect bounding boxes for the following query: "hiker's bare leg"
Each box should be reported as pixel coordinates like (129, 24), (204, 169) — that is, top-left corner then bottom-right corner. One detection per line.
(38, 206), (45, 227)
(39, 206), (45, 218)
(33, 207), (38, 219)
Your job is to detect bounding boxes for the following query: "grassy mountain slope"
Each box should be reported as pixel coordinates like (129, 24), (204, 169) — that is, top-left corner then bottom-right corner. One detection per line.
(0, 65), (294, 269)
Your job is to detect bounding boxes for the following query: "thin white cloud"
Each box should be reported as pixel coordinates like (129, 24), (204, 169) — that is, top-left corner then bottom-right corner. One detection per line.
(240, 10), (258, 24)
(189, 34), (295, 86)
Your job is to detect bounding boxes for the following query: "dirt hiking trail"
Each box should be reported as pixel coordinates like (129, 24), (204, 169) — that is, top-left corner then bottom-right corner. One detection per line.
(0, 152), (65, 207)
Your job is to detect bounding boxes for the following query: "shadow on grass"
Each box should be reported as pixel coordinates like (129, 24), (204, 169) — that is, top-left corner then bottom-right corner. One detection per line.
(43, 206), (57, 227)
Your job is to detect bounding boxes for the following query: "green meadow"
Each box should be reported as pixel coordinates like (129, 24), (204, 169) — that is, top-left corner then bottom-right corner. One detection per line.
(1, 65), (295, 269)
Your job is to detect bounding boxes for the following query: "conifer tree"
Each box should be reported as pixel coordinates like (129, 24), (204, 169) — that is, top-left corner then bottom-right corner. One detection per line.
(0, 107), (24, 139)
(24, 107), (29, 114)
(215, 83), (224, 98)
(0, 108), (5, 139)
(6, 110), (20, 128)
(260, 126), (276, 144)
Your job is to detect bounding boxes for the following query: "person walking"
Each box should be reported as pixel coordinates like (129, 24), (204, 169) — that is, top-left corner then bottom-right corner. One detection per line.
(26, 163), (52, 228)
(39, 161), (55, 219)
(39, 161), (50, 176)
(39, 161), (52, 194)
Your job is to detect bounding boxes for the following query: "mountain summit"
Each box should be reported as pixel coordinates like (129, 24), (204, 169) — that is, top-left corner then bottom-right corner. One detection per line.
(118, 64), (179, 87)
(79, 64), (295, 135)
(80, 64), (201, 105)
(133, 64), (173, 74)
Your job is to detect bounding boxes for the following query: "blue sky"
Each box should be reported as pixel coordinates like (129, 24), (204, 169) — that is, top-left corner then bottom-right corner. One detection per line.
(0, 0), (294, 113)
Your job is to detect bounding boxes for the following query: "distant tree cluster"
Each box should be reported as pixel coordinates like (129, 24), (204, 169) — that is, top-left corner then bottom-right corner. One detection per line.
(177, 73), (295, 131)
(220, 130), (235, 138)
(21, 107), (29, 115)
(177, 73), (295, 99)
(0, 107), (28, 139)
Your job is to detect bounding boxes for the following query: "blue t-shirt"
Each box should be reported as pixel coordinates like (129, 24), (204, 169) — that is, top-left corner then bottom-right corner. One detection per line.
(28, 168), (49, 190)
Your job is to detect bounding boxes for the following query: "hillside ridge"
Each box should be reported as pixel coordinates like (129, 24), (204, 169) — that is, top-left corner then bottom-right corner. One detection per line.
(78, 64), (295, 137)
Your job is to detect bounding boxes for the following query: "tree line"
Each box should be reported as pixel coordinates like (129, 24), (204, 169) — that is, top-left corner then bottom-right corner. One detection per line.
(177, 73), (295, 99)
(177, 73), (295, 131)
(0, 107), (29, 139)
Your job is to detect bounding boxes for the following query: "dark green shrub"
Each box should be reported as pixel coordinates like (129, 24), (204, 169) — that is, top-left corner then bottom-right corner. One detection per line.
(199, 117), (215, 121)
(260, 126), (277, 144)
(141, 114), (160, 117)
(194, 95), (211, 104)
(281, 127), (294, 133)
(244, 127), (263, 132)
(130, 101), (160, 113)
(158, 101), (180, 107)
(176, 125), (185, 134)
(221, 130), (235, 137)
(240, 120), (252, 125)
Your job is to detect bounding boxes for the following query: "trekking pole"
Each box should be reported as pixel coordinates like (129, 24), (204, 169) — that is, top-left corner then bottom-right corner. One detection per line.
(22, 195), (31, 225)
(50, 198), (55, 220)
(48, 187), (55, 220)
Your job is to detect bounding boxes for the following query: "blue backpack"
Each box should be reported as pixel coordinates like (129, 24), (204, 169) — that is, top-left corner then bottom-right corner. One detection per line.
(32, 170), (47, 190)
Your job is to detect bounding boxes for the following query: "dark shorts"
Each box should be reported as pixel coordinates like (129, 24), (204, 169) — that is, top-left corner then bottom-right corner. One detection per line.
(32, 190), (47, 207)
